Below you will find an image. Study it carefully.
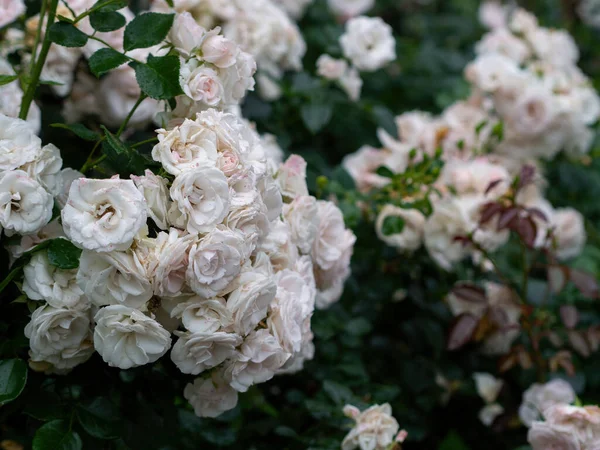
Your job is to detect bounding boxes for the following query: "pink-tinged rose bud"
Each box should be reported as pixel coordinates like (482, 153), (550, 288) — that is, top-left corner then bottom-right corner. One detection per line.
(202, 33), (239, 68)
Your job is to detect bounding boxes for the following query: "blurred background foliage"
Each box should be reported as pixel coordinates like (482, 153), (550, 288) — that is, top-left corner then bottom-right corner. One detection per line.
(3, 0), (600, 449)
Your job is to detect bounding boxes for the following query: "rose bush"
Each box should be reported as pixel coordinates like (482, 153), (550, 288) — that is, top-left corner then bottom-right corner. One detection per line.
(2, 0), (600, 449)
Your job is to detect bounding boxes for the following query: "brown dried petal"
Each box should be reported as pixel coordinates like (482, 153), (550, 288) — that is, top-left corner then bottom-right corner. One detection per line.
(447, 314), (479, 351)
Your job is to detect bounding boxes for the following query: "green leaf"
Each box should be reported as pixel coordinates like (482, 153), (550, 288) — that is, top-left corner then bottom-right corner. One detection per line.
(0, 74), (18, 86)
(438, 431), (470, 450)
(132, 54), (183, 100)
(0, 359), (27, 406)
(344, 317), (373, 336)
(24, 390), (67, 421)
(76, 398), (121, 439)
(123, 12), (174, 51)
(48, 22), (89, 47)
(39, 79), (65, 86)
(88, 48), (129, 77)
(301, 103), (333, 134)
(47, 238), (82, 270)
(382, 215), (406, 236)
(101, 126), (148, 175)
(89, 11), (126, 32)
(33, 420), (82, 450)
(322, 380), (354, 405)
(375, 166), (395, 178)
(91, 0), (128, 12)
(51, 123), (100, 141)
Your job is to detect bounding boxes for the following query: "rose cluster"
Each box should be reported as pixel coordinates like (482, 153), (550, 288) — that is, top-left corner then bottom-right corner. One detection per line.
(153, 0), (306, 101)
(342, 4), (590, 271)
(18, 109), (354, 417)
(316, 15), (396, 102)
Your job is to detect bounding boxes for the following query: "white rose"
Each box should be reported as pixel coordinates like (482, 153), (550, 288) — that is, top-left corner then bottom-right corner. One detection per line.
(170, 167), (230, 234)
(180, 60), (224, 107)
(152, 118), (219, 176)
(169, 12), (206, 57)
(171, 330), (242, 374)
(220, 50), (257, 105)
(277, 155), (308, 199)
(225, 329), (290, 393)
(55, 168), (84, 209)
(506, 85), (559, 138)
(283, 195), (319, 254)
(268, 269), (314, 353)
(479, 403), (505, 427)
(439, 158), (510, 197)
(342, 146), (388, 193)
(527, 422), (580, 450)
(478, 1), (506, 29)
(317, 54), (348, 80)
(314, 260), (351, 309)
(0, 0), (25, 28)
(328, 0), (374, 18)
(339, 66), (363, 102)
(77, 249), (153, 309)
(150, 229), (195, 298)
(0, 170), (53, 234)
(62, 178), (148, 252)
(258, 218), (299, 271)
(476, 28), (531, 63)
(341, 403), (399, 450)
(93, 305), (171, 369)
(312, 200), (356, 271)
(25, 304), (93, 372)
(543, 404), (600, 445)
(186, 227), (249, 298)
(184, 373), (239, 418)
(258, 176), (283, 222)
(528, 28), (579, 68)
(227, 254), (277, 336)
(519, 379), (576, 427)
(170, 296), (233, 333)
(464, 53), (521, 92)
(0, 113), (41, 171)
(473, 372), (503, 404)
(553, 208), (586, 260)
(224, 201), (270, 248)
(424, 196), (479, 270)
(131, 169), (170, 230)
(375, 205), (425, 252)
(23, 252), (84, 309)
(21, 143), (63, 195)
(202, 33), (239, 68)
(340, 16), (396, 72)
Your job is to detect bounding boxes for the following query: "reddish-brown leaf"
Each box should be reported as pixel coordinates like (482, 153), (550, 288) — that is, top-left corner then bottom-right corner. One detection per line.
(488, 306), (510, 328)
(569, 269), (600, 299)
(560, 305), (579, 329)
(568, 331), (591, 358)
(497, 207), (519, 230)
(515, 216), (537, 248)
(527, 207), (548, 223)
(451, 283), (487, 304)
(480, 202), (504, 225)
(548, 265), (568, 294)
(447, 314), (479, 351)
(517, 165), (536, 190)
(485, 179), (504, 196)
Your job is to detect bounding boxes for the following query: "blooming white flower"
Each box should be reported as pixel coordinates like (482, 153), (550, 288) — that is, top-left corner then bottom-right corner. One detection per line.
(553, 208), (586, 260)
(473, 373), (503, 404)
(171, 330), (242, 374)
(341, 403), (400, 450)
(0, 114), (41, 171)
(184, 372), (239, 418)
(77, 249), (153, 309)
(62, 178), (148, 252)
(170, 166), (230, 234)
(375, 205), (425, 252)
(131, 170), (170, 230)
(0, 170), (53, 234)
(527, 421), (580, 450)
(170, 296), (233, 333)
(21, 143), (63, 195)
(152, 118), (219, 176)
(169, 12), (206, 57)
(519, 379), (576, 427)
(312, 200), (356, 271)
(187, 227), (248, 297)
(225, 328), (290, 392)
(258, 218), (299, 271)
(268, 269), (314, 353)
(150, 229), (195, 297)
(339, 66), (363, 101)
(227, 256), (277, 336)
(328, 0), (374, 18)
(0, 0), (25, 28)
(316, 54), (348, 80)
(202, 33), (240, 69)
(277, 155), (309, 199)
(25, 304), (93, 372)
(340, 16), (396, 72)
(180, 60), (224, 106)
(283, 195), (319, 254)
(23, 252), (84, 309)
(93, 305), (171, 369)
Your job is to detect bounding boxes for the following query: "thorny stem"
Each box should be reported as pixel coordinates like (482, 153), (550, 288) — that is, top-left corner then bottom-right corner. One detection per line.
(19, 0), (59, 120)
